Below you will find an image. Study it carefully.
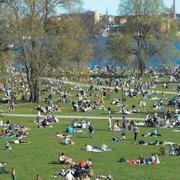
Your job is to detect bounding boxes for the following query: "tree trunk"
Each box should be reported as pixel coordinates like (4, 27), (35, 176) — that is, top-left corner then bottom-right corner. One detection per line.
(25, 65), (39, 103)
(138, 55), (146, 76)
(139, 62), (145, 76)
(29, 75), (39, 103)
(33, 77), (40, 103)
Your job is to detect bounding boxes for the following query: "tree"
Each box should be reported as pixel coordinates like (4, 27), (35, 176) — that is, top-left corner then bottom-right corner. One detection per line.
(108, 0), (179, 75)
(0, 0), (92, 103)
(47, 14), (93, 70)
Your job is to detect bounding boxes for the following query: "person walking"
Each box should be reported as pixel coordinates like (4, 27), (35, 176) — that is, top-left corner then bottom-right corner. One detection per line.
(133, 126), (140, 142)
(88, 124), (94, 138)
(11, 167), (16, 180)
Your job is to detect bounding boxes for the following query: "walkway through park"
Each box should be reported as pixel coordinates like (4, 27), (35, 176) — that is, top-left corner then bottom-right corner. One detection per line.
(1, 113), (164, 121)
(44, 77), (178, 95)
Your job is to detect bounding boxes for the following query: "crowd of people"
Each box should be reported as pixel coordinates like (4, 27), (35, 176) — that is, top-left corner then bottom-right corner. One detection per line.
(0, 65), (179, 179)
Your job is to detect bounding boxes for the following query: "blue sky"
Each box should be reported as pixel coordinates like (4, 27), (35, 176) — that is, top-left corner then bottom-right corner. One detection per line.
(83, 0), (180, 15)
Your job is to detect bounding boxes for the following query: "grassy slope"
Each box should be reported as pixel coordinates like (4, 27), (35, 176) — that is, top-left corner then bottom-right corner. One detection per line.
(0, 75), (179, 179)
(0, 116), (180, 180)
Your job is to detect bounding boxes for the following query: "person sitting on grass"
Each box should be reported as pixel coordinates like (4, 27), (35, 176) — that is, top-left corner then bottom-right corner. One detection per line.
(0, 160), (8, 174)
(148, 153), (157, 164)
(120, 133), (126, 141)
(0, 130), (7, 137)
(112, 120), (121, 131)
(137, 154), (146, 164)
(56, 133), (71, 139)
(41, 118), (49, 128)
(131, 104), (140, 113)
(5, 141), (12, 150)
(58, 153), (75, 165)
(63, 135), (74, 145)
(112, 133), (126, 142)
(84, 174), (91, 180)
(127, 153), (160, 165)
(66, 126), (73, 134)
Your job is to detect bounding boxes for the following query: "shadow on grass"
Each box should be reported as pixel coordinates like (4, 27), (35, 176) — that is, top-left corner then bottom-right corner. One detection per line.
(95, 128), (108, 131)
(77, 136), (88, 139)
(48, 161), (59, 165)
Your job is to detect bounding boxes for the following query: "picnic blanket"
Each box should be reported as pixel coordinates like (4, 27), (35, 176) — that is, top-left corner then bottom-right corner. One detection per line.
(0, 134), (16, 139)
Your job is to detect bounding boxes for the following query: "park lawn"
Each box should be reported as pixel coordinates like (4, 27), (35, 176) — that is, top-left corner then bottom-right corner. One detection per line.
(0, 116), (180, 180)
(0, 87), (176, 118)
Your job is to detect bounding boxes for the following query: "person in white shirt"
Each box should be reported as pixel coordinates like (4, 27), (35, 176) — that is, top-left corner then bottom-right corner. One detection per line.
(85, 144), (93, 151)
(65, 169), (74, 180)
(108, 116), (112, 130)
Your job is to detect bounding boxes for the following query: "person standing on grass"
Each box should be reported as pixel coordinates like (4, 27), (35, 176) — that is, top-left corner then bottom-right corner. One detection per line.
(88, 124), (94, 138)
(11, 167), (16, 180)
(36, 174), (42, 180)
(108, 116), (112, 130)
(133, 126), (140, 142)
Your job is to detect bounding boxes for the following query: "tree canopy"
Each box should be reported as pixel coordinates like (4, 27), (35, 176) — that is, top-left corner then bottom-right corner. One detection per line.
(0, 0), (92, 103)
(108, 0), (179, 75)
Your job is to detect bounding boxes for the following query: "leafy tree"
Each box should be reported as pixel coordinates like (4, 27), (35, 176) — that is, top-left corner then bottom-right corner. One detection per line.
(0, 0), (92, 103)
(108, 0), (179, 75)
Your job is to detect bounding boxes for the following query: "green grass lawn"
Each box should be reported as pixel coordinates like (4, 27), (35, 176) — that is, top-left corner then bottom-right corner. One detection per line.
(0, 74), (179, 179)
(0, 87), (176, 119)
(0, 116), (180, 180)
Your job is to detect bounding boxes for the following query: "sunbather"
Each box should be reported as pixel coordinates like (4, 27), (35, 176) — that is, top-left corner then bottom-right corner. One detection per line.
(85, 144), (112, 152)
(142, 130), (161, 137)
(139, 140), (169, 145)
(8, 138), (31, 144)
(58, 153), (75, 165)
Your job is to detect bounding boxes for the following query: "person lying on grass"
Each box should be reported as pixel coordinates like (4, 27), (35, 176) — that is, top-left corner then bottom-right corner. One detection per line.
(94, 174), (113, 180)
(85, 144), (112, 152)
(8, 137), (31, 144)
(142, 129), (161, 137)
(58, 153), (75, 165)
(138, 140), (175, 145)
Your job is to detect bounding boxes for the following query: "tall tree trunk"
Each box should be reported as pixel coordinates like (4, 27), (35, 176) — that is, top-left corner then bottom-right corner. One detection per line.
(33, 77), (39, 103)
(25, 65), (39, 103)
(138, 54), (146, 76)
(139, 60), (146, 76)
